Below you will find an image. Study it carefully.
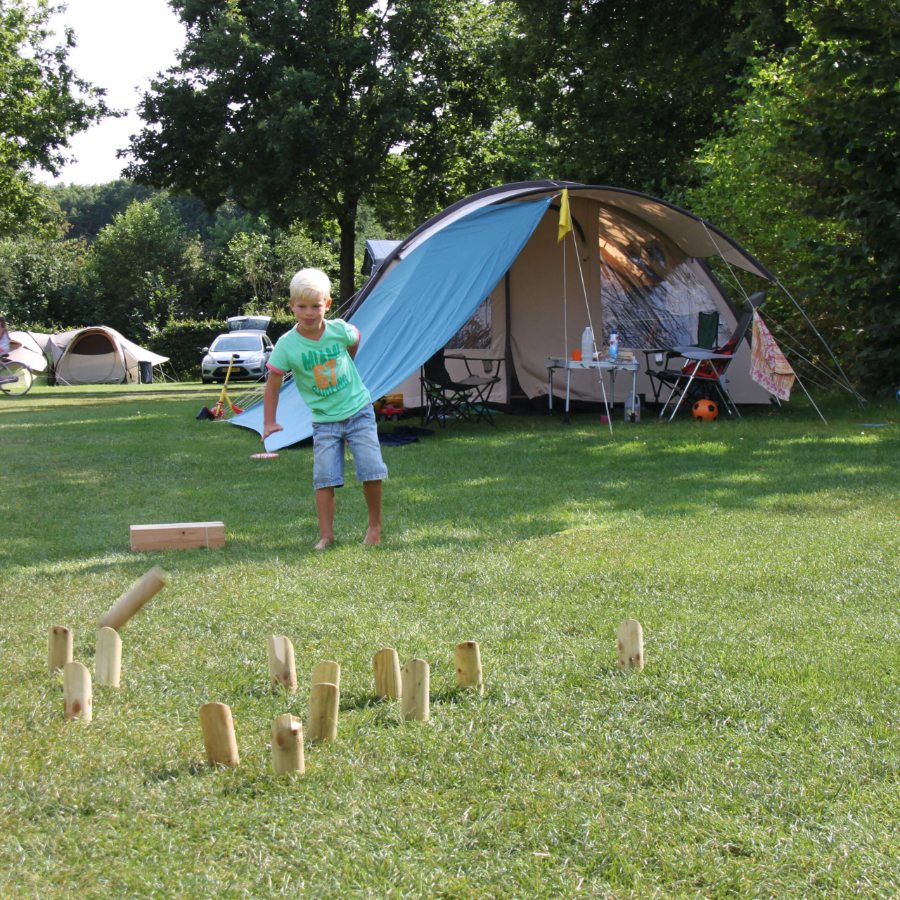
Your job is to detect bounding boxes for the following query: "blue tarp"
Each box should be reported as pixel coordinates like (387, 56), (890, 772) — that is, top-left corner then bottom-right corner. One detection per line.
(232, 197), (552, 450)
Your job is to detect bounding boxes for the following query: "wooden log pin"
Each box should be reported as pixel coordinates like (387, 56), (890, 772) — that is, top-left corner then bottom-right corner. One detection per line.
(401, 658), (430, 722)
(373, 647), (402, 700)
(454, 640), (483, 694)
(63, 661), (92, 722)
(617, 619), (645, 671)
(98, 566), (169, 631)
(95, 626), (122, 687)
(307, 682), (339, 742)
(48, 625), (73, 673)
(267, 635), (298, 692)
(311, 660), (340, 689)
(200, 702), (239, 766)
(271, 714), (305, 775)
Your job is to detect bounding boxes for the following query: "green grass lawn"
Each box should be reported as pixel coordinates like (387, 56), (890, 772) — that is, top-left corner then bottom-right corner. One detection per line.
(1, 384), (897, 897)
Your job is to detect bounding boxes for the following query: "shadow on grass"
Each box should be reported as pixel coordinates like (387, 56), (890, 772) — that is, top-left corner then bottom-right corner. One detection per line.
(3, 392), (896, 572)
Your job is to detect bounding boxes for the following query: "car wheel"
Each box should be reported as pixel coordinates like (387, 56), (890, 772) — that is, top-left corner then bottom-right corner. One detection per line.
(202, 376), (212, 384)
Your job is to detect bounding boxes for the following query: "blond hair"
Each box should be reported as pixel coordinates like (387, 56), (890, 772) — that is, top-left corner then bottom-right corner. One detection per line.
(289, 268), (331, 303)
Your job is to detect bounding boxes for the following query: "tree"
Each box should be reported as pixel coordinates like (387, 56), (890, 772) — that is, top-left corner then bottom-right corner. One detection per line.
(0, 0), (110, 236)
(83, 197), (205, 337)
(685, 0), (898, 389)
(0, 232), (87, 325)
(505, 0), (796, 194)
(126, 0), (507, 301)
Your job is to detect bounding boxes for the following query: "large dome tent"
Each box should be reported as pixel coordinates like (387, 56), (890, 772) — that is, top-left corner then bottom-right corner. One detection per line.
(345, 181), (776, 409)
(233, 181), (805, 450)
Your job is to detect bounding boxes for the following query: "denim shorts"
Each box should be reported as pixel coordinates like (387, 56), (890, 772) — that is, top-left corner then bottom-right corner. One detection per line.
(312, 405), (388, 490)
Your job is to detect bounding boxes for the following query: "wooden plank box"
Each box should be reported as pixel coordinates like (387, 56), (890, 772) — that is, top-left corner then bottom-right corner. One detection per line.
(130, 522), (225, 552)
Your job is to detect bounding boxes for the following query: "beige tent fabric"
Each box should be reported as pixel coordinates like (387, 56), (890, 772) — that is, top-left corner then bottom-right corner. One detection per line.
(373, 183), (773, 408)
(50, 326), (169, 385)
(8, 331), (50, 372)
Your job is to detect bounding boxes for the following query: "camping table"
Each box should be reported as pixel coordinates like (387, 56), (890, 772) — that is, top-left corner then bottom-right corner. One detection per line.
(658, 346), (739, 421)
(545, 356), (639, 430)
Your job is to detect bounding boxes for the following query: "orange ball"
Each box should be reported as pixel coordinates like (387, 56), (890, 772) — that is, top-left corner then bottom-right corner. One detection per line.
(692, 399), (719, 420)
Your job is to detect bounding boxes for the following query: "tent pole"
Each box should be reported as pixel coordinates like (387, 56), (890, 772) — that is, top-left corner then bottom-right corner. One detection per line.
(503, 271), (514, 410)
(772, 275), (865, 405)
(793, 372), (828, 424)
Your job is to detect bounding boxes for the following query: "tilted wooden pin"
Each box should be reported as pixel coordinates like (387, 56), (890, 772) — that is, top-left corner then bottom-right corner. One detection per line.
(63, 661), (92, 722)
(200, 702), (239, 766)
(95, 626), (122, 687)
(267, 635), (297, 692)
(454, 640), (483, 694)
(617, 619), (645, 671)
(307, 682), (339, 742)
(311, 660), (340, 689)
(271, 714), (305, 775)
(98, 566), (169, 631)
(401, 658), (430, 722)
(373, 647), (402, 700)
(48, 625), (73, 674)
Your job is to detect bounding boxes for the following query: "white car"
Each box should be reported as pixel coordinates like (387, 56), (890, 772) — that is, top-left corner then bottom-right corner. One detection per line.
(201, 331), (274, 383)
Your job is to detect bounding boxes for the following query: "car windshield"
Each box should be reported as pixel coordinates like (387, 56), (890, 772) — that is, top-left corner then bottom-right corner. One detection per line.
(211, 336), (261, 352)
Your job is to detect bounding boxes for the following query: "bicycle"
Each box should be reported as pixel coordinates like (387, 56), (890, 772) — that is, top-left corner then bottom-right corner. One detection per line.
(0, 355), (35, 397)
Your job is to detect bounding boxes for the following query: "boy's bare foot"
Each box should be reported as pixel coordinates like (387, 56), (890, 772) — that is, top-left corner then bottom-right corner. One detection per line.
(363, 527), (381, 547)
(314, 537), (334, 551)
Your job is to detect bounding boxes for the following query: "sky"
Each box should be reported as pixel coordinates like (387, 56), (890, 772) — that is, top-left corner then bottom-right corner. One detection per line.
(35, 0), (186, 186)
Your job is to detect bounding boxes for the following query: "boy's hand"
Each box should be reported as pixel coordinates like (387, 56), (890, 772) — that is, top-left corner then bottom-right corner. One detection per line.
(262, 422), (283, 440)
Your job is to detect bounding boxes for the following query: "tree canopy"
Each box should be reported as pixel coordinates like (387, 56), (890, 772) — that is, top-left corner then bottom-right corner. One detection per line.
(684, 0), (899, 386)
(126, 0), (508, 300)
(505, 0), (797, 194)
(0, 0), (110, 236)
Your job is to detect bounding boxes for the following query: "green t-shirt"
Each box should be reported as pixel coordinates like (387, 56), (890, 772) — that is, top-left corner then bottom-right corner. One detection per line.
(267, 319), (371, 422)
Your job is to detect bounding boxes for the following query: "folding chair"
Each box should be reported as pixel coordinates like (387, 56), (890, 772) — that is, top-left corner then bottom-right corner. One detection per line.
(653, 292), (765, 420)
(645, 310), (720, 405)
(420, 349), (500, 426)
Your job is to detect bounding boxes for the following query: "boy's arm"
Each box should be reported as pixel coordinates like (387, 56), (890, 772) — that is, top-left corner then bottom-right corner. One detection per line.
(262, 369), (284, 439)
(347, 324), (360, 360)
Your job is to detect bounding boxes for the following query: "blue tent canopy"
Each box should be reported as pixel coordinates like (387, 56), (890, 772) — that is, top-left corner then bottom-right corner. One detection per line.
(231, 197), (552, 450)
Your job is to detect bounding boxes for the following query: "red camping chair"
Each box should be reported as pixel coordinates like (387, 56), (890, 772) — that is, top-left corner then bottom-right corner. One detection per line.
(652, 292), (766, 420)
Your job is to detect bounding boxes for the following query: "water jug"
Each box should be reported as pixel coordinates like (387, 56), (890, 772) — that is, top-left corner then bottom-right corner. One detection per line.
(609, 328), (619, 360)
(624, 392), (640, 423)
(581, 326), (594, 364)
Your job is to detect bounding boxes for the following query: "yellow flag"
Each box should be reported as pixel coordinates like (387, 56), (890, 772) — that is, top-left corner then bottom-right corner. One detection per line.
(557, 188), (572, 243)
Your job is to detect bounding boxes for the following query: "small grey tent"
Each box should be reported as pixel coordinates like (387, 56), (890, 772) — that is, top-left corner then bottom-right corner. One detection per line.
(48, 326), (169, 385)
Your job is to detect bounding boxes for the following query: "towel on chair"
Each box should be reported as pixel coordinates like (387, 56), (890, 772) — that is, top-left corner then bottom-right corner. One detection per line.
(750, 311), (795, 401)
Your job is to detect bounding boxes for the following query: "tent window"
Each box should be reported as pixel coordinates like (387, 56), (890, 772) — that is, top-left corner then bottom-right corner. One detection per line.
(72, 334), (114, 355)
(447, 297), (491, 350)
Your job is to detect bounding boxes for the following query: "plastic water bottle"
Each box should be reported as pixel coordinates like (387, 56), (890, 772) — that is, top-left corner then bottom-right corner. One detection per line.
(625, 392), (640, 423)
(581, 326), (594, 364)
(609, 328), (619, 360)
